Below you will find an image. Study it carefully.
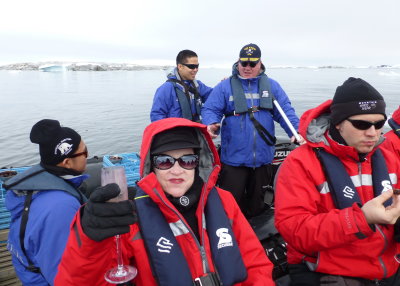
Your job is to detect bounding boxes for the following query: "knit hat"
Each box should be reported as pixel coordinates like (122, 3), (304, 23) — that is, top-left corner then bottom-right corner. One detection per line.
(239, 43), (261, 62)
(330, 77), (386, 125)
(30, 119), (81, 165)
(151, 127), (200, 155)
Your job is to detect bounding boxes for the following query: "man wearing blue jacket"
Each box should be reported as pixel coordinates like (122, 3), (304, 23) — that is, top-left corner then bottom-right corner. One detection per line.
(150, 49), (213, 122)
(5, 119), (88, 285)
(202, 43), (303, 218)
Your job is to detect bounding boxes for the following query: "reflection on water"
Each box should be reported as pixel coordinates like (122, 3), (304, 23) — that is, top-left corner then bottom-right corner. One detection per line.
(1, 68), (399, 167)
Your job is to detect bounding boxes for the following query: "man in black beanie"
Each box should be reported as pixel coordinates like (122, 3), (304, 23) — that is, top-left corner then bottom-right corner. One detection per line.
(30, 119), (88, 172)
(4, 119), (88, 285)
(274, 78), (400, 285)
(330, 77), (386, 125)
(328, 77), (387, 153)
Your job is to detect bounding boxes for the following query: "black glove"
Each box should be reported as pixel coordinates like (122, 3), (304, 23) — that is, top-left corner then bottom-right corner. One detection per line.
(81, 183), (137, 242)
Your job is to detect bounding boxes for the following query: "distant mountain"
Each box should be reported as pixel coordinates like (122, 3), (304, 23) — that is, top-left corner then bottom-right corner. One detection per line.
(0, 61), (173, 71)
(0, 61), (399, 71)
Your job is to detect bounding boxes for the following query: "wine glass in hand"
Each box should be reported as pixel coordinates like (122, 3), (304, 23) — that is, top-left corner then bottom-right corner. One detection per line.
(101, 166), (137, 284)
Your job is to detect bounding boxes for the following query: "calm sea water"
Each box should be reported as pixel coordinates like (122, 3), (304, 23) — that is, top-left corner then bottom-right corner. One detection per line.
(1, 68), (399, 167)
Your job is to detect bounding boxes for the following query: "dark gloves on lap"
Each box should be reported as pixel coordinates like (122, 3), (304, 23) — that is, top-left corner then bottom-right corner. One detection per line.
(81, 183), (137, 242)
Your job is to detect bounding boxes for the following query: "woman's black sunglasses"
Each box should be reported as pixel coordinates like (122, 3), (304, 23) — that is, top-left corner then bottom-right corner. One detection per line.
(181, 63), (199, 70)
(153, 154), (199, 170)
(240, 61), (258, 68)
(346, 118), (386, 130)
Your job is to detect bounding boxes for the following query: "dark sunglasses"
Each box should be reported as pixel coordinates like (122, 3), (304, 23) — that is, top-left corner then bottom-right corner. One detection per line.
(153, 154), (199, 170)
(240, 61), (258, 68)
(68, 146), (88, 159)
(181, 63), (199, 70)
(346, 118), (386, 130)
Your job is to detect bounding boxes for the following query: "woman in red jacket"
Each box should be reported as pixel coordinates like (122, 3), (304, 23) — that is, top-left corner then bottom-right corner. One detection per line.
(55, 118), (274, 286)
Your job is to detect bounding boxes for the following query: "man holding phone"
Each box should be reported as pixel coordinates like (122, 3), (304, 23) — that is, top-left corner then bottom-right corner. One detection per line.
(275, 78), (400, 285)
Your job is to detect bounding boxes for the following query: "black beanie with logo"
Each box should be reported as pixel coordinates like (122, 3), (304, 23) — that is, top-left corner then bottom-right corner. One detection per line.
(30, 119), (81, 165)
(330, 77), (386, 125)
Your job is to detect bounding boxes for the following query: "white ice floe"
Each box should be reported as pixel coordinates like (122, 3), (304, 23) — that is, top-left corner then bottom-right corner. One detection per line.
(378, 71), (400, 77)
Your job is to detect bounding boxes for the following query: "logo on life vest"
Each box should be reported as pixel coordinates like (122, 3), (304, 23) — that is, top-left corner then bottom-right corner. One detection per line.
(55, 138), (73, 156)
(342, 186), (355, 199)
(381, 180), (392, 193)
(261, 90), (269, 98)
(156, 237), (174, 253)
(216, 228), (233, 249)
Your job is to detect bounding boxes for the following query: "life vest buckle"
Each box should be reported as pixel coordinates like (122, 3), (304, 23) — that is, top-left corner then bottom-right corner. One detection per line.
(194, 272), (221, 286)
(250, 106), (259, 113)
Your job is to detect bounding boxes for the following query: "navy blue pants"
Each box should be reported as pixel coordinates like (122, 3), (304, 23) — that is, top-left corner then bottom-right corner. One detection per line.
(217, 163), (273, 218)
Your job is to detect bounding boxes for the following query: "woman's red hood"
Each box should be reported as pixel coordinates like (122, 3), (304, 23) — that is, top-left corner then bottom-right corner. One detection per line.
(139, 118), (220, 182)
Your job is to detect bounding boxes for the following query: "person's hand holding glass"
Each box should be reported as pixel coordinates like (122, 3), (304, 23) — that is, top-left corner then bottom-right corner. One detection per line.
(81, 166), (137, 284)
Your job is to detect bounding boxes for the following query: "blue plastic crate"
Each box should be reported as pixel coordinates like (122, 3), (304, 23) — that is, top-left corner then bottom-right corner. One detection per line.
(1, 166), (30, 199)
(0, 201), (11, 229)
(0, 166), (30, 230)
(103, 153), (140, 187)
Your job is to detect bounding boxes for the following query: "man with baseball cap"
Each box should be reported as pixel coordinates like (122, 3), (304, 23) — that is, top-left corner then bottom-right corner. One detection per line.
(202, 43), (303, 218)
(5, 119), (88, 285)
(274, 78), (400, 285)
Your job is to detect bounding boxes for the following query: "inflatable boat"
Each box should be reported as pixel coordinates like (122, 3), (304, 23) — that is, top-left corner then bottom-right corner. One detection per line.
(0, 137), (296, 285)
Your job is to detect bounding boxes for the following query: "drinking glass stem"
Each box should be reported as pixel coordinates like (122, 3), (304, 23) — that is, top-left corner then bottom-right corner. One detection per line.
(115, 235), (125, 273)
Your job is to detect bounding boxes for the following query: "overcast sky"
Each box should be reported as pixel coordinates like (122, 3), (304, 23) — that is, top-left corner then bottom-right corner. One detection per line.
(1, 0), (399, 67)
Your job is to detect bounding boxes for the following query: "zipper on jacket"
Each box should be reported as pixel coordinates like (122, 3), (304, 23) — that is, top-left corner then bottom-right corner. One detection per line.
(248, 79), (257, 166)
(376, 225), (389, 278)
(359, 161), (389, 279)
(153, 188), (211, 274)
(357, 161), (362, 176)
(197, 166), (220, 273)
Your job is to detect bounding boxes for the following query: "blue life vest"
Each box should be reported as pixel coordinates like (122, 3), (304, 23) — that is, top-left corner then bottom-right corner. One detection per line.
(315, 148), (393, 209)
(167, 78), (201, 122)
(388, 117), (400, 138)
(5, 164), (87, 204)
(4, 164), (87, 273)
(134, 187), (247, 286)
(229, 74), (273, 115)
(227, 74), (277, 146)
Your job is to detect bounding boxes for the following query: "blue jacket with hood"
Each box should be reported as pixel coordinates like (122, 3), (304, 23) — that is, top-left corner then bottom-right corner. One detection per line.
(150, 68), (213, 122)
(5, 165), (87, 286)
(201, 63), (300, 168)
